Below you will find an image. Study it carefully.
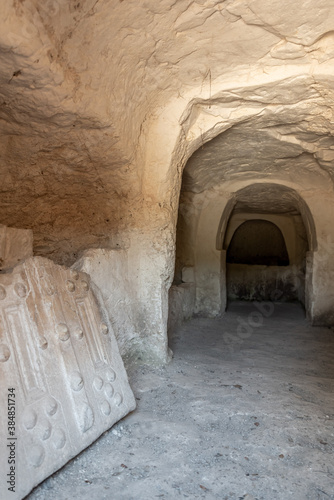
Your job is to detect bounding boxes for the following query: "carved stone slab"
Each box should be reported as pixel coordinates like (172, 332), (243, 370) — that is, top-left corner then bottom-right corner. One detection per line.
(0, 257), (136, 499)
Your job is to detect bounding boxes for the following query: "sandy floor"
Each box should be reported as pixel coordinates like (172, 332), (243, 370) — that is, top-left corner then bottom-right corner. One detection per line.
(27, 302), (334, 500)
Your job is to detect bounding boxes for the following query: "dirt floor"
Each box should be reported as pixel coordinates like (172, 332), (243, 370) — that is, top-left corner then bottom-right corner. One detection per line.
(27, 302), (334, 500)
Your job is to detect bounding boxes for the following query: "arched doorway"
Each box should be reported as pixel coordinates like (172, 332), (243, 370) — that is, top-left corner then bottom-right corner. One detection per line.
(173, 178), (319, 320)
(170, 116), (333, 328)
(219, 183), (314, 310)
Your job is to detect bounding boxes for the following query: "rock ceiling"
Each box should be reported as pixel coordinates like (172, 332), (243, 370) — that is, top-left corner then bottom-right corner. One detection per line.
(182, 118), (334, 195)
(232, 184), (304, 215)
(1, 0), (334, 262)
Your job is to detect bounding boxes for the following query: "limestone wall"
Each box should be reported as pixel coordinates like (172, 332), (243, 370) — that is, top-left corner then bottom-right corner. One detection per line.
(168, 283), (196, 340)
(1, 1), (334, 364)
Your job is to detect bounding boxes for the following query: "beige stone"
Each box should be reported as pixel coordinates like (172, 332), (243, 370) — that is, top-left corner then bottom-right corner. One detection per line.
(0, 0), (334, 405)
(0, 225), (33, 271)
(2, 3), (334, 497)
(0, 256), (135, 499)
(181, 267), (195, 284)
(168, 283), (196, 338)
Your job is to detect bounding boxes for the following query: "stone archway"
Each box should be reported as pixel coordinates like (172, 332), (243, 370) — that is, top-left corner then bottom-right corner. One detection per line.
(127, 69), (334, 358)
(220, 188), (313, 308)
(173, 136), (333, 326)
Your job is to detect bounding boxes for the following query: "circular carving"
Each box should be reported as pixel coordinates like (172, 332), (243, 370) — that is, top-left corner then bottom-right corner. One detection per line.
(0, 344), (10, 362)
(114, 393), (123, 407)
(106, 369), (116, 382)
(74, 327), (84, 340)
(53, 428), (66, 449)
(39, 336), (48, 350)
(100, 323), (109, 335)
(100, 401), (111, 416)
(81, 280), (89, 291)
(70, 371), (84, 392)
(70, 270), (79, 281)
(39, 419), (52, 441)
(23, 408), (38, 430)
(29, 444), (45, 467)
(104, 383), (114, 399)
(93, 376), (103, 391)
(0, 286), (6, 300)
(56, 323), (70, 341)
(81, 404), (94, 433)
(15, 283), (27, 298)
(66, 280), (75, 292)
(45, 398), (58, 416)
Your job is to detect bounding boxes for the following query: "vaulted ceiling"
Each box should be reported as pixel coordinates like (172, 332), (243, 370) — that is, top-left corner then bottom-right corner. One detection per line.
(1, 0), (334, 262)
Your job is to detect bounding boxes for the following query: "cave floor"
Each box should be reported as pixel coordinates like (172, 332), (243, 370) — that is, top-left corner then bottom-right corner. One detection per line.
(27, 302), (334, 500)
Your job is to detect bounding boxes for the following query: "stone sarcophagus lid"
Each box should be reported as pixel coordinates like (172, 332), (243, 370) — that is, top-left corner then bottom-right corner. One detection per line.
(0, 251), (136, 499)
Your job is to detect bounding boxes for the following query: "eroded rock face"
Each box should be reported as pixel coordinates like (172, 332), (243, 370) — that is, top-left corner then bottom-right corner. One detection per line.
(1, 1), (334, 261)
(74, 247), (173, 365)
(0, 255), (136, 499)
(0, 225), (33, 271)
(1, 1), (334, 359)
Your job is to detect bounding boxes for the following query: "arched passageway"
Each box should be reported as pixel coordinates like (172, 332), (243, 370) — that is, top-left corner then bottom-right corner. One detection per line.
(173, 179), (314, 318)
(3, 0), (334, 367)
(171, 114), (334, 329)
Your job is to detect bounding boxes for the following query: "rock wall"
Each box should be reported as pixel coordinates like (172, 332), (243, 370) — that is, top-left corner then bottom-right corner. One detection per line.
(168, 283), (196, 340)
(226, 265), (301, 303)
(1, 1), (334, 362)
(74, 247), (172, 365)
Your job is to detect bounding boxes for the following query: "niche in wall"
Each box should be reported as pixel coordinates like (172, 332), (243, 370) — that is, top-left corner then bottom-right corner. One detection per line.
(226, 220), (289, 266)
(224, 210), (308, 304)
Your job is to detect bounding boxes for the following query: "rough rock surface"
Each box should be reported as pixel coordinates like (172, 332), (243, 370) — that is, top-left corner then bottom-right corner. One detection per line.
(73, 247), (172, 365)
(27, 303), (334, 500)
(1, 1), (334, 260)
(0, 256), (135, 499)
(168, 283), (195, 336)
(2, 1), (334, 358)
(0, 225), (33, 271)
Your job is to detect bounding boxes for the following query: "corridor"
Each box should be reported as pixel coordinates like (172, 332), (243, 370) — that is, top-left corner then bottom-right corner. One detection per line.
(28, 303), (334, 500)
